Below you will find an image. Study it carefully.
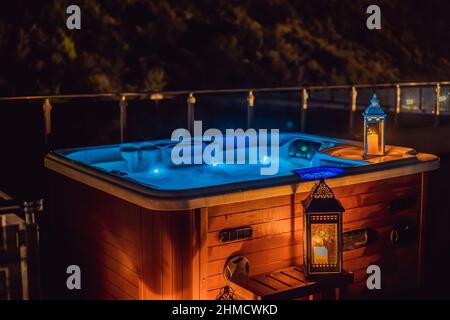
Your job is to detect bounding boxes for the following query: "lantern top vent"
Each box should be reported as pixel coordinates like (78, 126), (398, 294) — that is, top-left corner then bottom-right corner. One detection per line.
(363, 93), (386, 119)
(302, 178), (345, 213)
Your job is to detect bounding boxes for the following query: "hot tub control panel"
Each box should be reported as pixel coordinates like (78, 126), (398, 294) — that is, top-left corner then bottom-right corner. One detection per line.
(288, 139), (322, 161)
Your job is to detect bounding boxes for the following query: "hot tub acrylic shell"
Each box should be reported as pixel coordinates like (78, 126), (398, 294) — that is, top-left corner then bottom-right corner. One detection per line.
(46, 133), (433, 200)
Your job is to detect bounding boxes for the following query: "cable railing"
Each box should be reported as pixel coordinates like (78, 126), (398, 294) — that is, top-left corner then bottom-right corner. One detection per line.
(0, 81), (448, 146)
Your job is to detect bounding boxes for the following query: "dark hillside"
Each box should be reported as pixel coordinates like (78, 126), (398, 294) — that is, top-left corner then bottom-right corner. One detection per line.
(1, 1), (449, 95)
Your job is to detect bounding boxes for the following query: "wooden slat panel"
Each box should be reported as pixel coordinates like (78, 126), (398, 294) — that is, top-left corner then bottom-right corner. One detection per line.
(69, 220), (141, 267)
(209, 231), (302, 262)
(70, 176), (142, 246)
(101, 280), (135, 300)
(228, 280), (263, 300)
(87, 221), (140, 261)
(182, 211), (195, 299)
(208, 255), (303, 278)
(344, 209), (419, 233)
(321, 174), (420, 200)
(280, 267), (307, 283)
(66, 239), (138, 300)
(141, 212), (156, 299)
(100, 265), (140, 299)
(90, 250), (141, 287)
(252, 274), (290, 291)
(207, 273), (228, 291)
(208, 195), (297, 217)
(208, 216), (302, 247)
(208, 193), (419, 249)
(142, 210), (198, 300)
(208, 174), (420, 218)
(161, 213), (174, 299)
(185, 208), (208, 299)
(67, 223), (141, 274)
(208, 207), (419, 265)
(88, 211), (141, 246)
(208, 288), (221, 300)
(209, 205), (300, 232)
(271, 271), (302, 287)
(152, 212), (163, 299)
(52, 173), (145, 299)
(208, 255), (305, 291)
(227, 266), (353, 300)
(191, 209), (200, 299)
(60, 196), (141, 257)
(208, 244), (302, 278)
(246, 278), (277, 296)
(81, 243), (141, 288)
(339, 186), (420, 210)
(171, 213), (183, 300)
(344, 199), (419, 223)
(207, 207), (419, 276)
(53, 175), (142, 299)
(199, 208), (209, 299)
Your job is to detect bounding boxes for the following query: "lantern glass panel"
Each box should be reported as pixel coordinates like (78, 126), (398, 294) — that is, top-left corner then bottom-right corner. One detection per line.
(311, 222), (338, 266)
(365, 120), (384, 156)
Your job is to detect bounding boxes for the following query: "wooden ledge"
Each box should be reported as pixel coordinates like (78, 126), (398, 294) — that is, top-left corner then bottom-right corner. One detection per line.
(45, 154), (439, 211)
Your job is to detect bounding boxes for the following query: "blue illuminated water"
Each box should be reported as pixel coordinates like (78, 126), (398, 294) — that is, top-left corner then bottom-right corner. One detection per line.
(58, 133), (367, 190)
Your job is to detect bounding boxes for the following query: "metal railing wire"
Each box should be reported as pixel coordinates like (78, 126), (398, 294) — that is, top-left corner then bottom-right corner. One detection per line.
(0, 81), (448, 145)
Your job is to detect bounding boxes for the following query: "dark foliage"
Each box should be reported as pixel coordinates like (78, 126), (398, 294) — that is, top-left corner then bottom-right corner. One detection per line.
(0, 0), (449, 95)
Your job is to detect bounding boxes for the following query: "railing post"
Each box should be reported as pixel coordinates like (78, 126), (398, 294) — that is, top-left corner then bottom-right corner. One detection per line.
(187, 92), (196, 134)
(119, 95), (127, 143)
(247, 90), (254, 129)
(419, 87), (423, 111)
(22, 199), (44, 299)
(435, 83), (441, 127)
(301, 88), (308, 132)
(42, 98), (52, 146)
(349, 86), (357, 134)
(395, 84), (401, 126)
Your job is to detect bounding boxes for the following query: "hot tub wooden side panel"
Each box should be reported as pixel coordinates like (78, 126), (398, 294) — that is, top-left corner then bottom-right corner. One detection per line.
(140, 208), (208, 300)
(47, 172), (204, 300)
(47, 172), (144, 299)
(46, 170), (424, 300)
(206, 174), (422, 300)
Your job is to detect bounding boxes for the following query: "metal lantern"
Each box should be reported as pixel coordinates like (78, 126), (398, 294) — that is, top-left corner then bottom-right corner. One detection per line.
(302, 178), (344, 279)
(363, 93), (387, 158)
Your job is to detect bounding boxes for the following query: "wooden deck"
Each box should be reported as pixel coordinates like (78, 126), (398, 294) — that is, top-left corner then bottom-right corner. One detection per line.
(228, 266), (353, 300)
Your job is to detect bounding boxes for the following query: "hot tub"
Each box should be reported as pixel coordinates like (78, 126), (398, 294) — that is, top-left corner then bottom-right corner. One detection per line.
(44, 132), (439, 299)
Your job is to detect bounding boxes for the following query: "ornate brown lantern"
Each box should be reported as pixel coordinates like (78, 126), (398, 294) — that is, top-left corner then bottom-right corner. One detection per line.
(302, 178), (344, 279)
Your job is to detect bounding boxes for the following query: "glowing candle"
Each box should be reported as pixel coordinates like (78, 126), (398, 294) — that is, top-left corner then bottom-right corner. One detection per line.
(367, 132), (379, 155)
(366, 125), (380, 156)
(313, 246), (329, 264)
